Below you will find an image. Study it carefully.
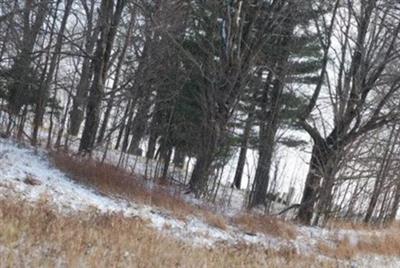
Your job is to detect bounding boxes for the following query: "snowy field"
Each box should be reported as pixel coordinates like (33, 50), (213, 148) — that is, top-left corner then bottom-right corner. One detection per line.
(0, 137), (399, 267)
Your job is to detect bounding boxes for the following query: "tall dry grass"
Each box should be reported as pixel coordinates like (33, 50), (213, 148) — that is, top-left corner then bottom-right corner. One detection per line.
(50, 152), (293, 235)
(48, 151), (400, 262)
(51, 152), (206, 221)
(0, 199), (331, 268)
(232, 213), (297, 240)
(318, 232), (400, 260)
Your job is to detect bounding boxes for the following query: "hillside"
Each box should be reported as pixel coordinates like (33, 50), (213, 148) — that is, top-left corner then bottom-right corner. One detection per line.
(1, 138), (399, 267)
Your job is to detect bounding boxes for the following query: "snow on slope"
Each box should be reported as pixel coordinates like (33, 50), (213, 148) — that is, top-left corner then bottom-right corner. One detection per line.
(0, 138), (288, 248)
(1, 138), (400, 267)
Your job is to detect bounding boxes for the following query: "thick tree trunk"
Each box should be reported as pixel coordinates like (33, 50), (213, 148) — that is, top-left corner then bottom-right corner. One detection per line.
(127, 92), (152, 154)
(249, 71), (285, 208)
(79, 0), (126, 153)
(249, 125), (277, 207)
(297, 144), (329, 225)
(189, 127), (218, 197)
(313, 164), (336, 226)
(68, 55), (94, 136)
(69, 1), (100, 136)
(79, 16), (111, 151)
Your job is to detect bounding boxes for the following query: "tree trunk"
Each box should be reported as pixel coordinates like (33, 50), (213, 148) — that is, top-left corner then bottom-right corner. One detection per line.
(146, 109), (161, 159)
(232, 108), (254, 189)
(79, 0), (126, 153)
(146, 128), (158, 159)
(389, 179), (400, 222)
(161, 147), (173, 179)
(249, 71), (285, 208)
(189, 125), (218, 197)
(313, 163), (336, 226)
(115, 100), (132, 150)
(297, 144), (330, 225)
(249, 128), (274, 207)
(127, 92), (152, 154)
(173, 147), (185, 169)
(69, 1), (100, 136)
(364, 125), (399, 223)
(55, 93), (72, 148)
(97, 14), (133, 144)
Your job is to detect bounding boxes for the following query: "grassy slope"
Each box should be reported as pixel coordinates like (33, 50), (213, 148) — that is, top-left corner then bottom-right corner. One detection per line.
(0, 199), (328, 268)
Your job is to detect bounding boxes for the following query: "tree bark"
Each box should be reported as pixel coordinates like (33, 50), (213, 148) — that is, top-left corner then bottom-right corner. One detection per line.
(79, 0), (126, 153)
(232, 106), (254, 189)
(189, 125), (218, 197)
(97, 13), (134, 144)
(297, 143), (331, 225)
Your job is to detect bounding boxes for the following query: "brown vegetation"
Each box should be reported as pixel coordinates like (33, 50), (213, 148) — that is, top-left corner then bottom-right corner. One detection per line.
(51, 152), (227, 226)
(233, 213), (297, 240)
(0, 199), (330, 268)
(49, 151), (400, 262)
(51, 152), (302, 237)
(318, 232), (400, 260)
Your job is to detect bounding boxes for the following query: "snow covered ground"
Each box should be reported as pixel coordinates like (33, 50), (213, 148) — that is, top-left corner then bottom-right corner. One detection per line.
(0, 137), (290, 248)
(0, 137), (399, 267)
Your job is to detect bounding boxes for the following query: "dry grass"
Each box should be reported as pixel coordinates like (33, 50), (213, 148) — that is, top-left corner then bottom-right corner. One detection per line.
(50, 152), (234, 232)
(0, 199), (332, 268)
(232, 213), (297, 240)
(51, 152), (307, 238)
(51, 152), (205, 221)
(326, 219), (376, 231)
(203, 210), (228, 230)
(317, 231), (400, 260)
(327, 218), (400, 232)
(48, 151), (400, 262)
